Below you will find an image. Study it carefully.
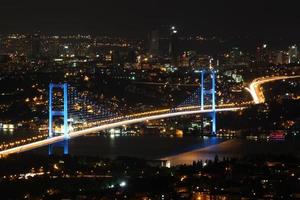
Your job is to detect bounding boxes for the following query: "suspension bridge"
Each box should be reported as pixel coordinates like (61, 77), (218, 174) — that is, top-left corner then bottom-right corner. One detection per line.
(0, 70), (243, 157)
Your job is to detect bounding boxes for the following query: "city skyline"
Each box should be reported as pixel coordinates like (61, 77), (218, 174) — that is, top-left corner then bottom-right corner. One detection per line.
(0, 1), (300, 199)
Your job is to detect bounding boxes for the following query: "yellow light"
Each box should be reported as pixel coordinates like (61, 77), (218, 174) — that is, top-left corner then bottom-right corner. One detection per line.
(53, 164), (59, 170)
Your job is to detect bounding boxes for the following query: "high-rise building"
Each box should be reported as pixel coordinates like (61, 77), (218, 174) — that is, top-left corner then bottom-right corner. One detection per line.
(271, 51), (288, 65)
(229, 47), (243, 65)
(255, 44), (271, 64)
(272, 51), (283, 65)
(180, 51), (196, 67)
(288, 45), (298, 63)
(31, 33), (41, 58)
(126, 50), (137, 63)
(149, 30), (159, 57)
(169, 26), (179, 67)
(112, 50), (121, 66)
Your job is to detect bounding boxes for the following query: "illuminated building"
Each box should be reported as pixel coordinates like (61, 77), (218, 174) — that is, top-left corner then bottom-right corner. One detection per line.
(169, 26), (179, 67)
(149, 29), (160, 57)
(256, 44), (271, 64)
(31, 33), (41, 59)
(230, 47), (242, 64)
(271, 50), (289, 65)
(288, 45), (298, 63)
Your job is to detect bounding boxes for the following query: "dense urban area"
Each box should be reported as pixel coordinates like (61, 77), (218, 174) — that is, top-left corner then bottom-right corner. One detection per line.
(0, 29), (299, 199)
(1, 154), (300, 199)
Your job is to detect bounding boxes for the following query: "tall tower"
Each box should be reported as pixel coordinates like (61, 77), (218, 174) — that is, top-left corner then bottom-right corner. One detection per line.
(48, 83), (69, 155)
(200, 69), (216, 135)
(149, 29), (160, 57)
(169, 26), (179, 67)
(255, 44), (271, 64)
(31, 33), (41, 59)
(288, 45), (298, 64)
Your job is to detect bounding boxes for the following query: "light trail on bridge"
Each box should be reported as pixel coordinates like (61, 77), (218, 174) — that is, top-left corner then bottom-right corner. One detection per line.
(0, 107), (242, 157)
(246, 75), (300, 104)
(0, 104), (243, 152)
(1, 74), (298, 157)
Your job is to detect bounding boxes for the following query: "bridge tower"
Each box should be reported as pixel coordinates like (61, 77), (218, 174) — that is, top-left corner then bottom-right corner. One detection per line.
(48, 83), (69, 155)
(200, 69), (216, 135)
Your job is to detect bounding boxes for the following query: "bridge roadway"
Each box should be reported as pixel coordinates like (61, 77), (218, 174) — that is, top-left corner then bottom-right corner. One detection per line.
(0, 107), (242, 157)
(246, 75), (300, 104)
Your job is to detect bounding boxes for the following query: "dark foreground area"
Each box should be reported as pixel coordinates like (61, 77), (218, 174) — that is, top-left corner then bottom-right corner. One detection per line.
(1, 154), (300, 199)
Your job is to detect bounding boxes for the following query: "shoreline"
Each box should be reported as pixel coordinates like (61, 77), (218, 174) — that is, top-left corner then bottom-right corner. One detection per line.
(162, 138), (300, 166)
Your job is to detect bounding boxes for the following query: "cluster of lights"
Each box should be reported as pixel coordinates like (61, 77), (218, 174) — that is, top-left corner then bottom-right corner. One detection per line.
(246, 75), (300, 104)
(68, 87), (119, 125)
(0, 133), (48, 151)
(0, 80), (244, 156)
(0, 103), (242, 153)
(70, 102), (239, 133)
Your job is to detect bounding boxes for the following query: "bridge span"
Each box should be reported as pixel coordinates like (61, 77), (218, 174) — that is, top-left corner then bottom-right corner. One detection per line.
(0, 107), (242, 157)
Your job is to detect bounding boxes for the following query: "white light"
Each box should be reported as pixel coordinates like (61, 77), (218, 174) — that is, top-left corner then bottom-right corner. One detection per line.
(110, 133), (115, 139)
(119, 181), (126, 187)
(109, 129), (115, 134)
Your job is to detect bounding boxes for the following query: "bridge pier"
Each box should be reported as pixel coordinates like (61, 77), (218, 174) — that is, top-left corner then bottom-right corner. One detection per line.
(200, 70), (217, 135)
(48, 83), (69, 155)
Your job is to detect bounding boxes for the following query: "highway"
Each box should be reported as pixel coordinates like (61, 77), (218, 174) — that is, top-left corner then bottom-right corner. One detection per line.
(0, 107), (242, 157)
(246, 75), (300, 104)
(1, 74), (299, 157)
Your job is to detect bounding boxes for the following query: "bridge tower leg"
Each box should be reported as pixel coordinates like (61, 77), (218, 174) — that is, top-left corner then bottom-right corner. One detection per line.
(48, 83), (69, 155)
(200, 70), (217, 135)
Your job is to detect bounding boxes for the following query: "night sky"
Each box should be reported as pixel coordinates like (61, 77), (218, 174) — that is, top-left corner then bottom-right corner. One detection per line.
(1, 0), (300, 38)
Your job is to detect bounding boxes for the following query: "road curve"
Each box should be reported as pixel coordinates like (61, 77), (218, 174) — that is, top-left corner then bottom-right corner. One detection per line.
(0, 107), (242, 157)
(246, 75), (300, 104)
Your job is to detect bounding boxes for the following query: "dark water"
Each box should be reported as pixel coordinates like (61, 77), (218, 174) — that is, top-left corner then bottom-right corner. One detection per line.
(0, 129), (19, 140)
(71, 135), (223, 159)
(32, 135), (224, 160)
(164, 138), (300, 165)
(3, 129), (300, 165)
(37, 136), (300, 166)
(0, 129), (36, 141)
(1, 128), (224, 160)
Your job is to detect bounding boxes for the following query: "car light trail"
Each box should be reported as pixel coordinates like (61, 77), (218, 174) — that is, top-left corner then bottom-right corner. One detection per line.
(246, 75), (300, 104)
(0, 107), (242, 157)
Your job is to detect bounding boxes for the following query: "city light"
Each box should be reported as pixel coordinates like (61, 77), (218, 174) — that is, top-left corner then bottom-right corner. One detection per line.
(0, 2), (299, 199)
(119, 181), (126, 187)
(246, 75), (300, 104)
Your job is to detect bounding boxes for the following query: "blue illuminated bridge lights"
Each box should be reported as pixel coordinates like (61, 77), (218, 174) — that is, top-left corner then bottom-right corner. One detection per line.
(48, 83), (69, 155)
(48, 69), (217, 155)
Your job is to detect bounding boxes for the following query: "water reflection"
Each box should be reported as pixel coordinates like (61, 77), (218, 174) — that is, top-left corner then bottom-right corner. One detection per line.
(66, 135), (224, 161)
(0, 128), (14, 135)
